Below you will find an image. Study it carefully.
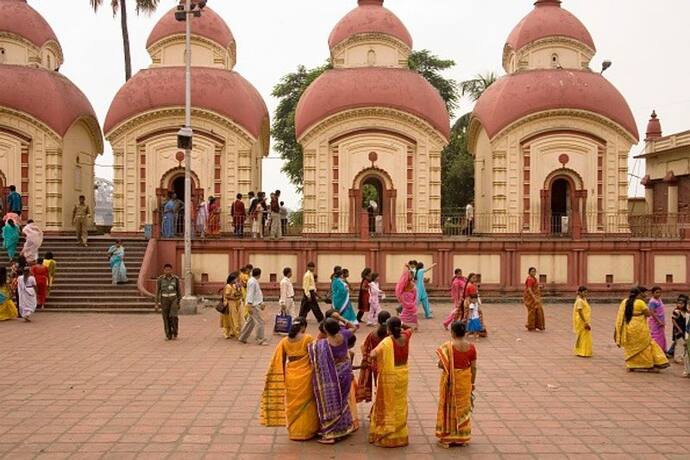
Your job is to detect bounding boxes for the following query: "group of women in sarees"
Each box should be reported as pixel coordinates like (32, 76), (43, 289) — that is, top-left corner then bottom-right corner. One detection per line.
(260, 309), (478, 449)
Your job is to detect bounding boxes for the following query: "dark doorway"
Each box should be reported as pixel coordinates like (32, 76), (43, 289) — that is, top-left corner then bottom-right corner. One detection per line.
(171, 176), (186, 234)
(551, 178), (570, 233)
(171, 176), (185, 201)
(362, 177), (383, 234)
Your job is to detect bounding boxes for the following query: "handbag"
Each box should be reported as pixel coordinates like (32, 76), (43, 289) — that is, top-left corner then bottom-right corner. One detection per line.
(274, 312), (292, 335)
(215, 288), (229, 315)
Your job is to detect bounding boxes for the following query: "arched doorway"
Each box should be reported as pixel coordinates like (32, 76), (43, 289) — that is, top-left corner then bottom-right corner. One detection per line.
(350, 168), (396, 234)
(550, 178), (570, 233)
(541, 170), (586, 236)
(157, 168), (203, 236)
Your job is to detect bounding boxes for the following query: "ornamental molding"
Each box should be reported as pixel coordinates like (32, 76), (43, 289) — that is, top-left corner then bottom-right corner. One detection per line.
(491, 109), (638, 145)
(0, 33), (64, 67)
(330, 32), (411, 60)
(105, 106), (256, 145)
(0, 106), (60, 144)
(147, 34), (236, 65)
(298, 106), (447, 147)
(503, 36), (595, 70)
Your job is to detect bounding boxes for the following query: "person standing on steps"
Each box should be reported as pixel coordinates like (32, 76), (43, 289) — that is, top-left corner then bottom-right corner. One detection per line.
(156, 264), (181, 340)
(72, 195), (91, 247)
(7, 185), (22, 217)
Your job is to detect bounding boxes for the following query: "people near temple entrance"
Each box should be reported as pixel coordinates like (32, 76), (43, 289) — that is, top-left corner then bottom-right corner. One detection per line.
(248, 192), (262, 239)
(415, 262), (437, 319)
(367, 201), (378, 234)
(260, 317), (318, 441)
(72, 195), (91, 247)
(173, 193), (184, 235)
(367, 273), (385, 326)
(156, 264), (181, 341)
(17, 266), (37, 322)
(31, 257), (49, 310)
(0, 267), (18, 321)
(239, 267), (268, 346)
(647, 287), (666, 351)
(239, 264), (252, 319)
(231, 193), (246, 238)
(195, 198), (209, 238)
(220, 272), (243, 339)
(572, 286), (593, 358)
(356, 310), (391, 403)
(9, 259), (22, 307)
(107, 240), (128, 285)
(43, 252), (57, 296)
(299, 262), (324, 323)
(280, 201), (289, 236)
(669, 295), (688, 364)
(368, 316), (411, 448)
(207, 197), (221, 237)
(444, 268), (467, 330)
(308, 318), (355, 444)
(464, 201), (474, 236)
(279, 267), (296, 318)
(20, 220), (43, 264)
(614, 287), (669, 372)
(161, 194), (176, 238)
(269, 190), (282, 240)
(7, 185), (22, 216)
(331, 266), (358, 326)
(2, 218), (20, 260)
(524, 267), (545, 331)
(397, 265), (418, 330)
(435, 321), (476, 448)
(356, 268), (372, 323)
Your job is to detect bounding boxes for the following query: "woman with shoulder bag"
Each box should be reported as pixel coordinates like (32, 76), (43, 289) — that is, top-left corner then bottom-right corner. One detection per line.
(220, 272), (243, 339)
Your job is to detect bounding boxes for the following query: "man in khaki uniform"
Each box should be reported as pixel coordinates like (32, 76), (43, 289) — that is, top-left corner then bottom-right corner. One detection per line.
(72, 195), (91, 247)
(156, 264), (181, 340)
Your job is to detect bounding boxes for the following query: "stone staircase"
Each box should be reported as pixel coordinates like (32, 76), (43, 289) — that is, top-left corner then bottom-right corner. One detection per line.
(0, 235), (155, 313)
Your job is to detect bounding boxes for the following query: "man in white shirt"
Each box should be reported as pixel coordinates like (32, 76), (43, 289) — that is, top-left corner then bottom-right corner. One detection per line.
(239, 268), (268, 345)
(465, 201), (475, 235)
(279, 267), (296, 318)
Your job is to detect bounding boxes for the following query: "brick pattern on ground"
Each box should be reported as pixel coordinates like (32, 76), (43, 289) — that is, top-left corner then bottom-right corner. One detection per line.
(0, 303), (688, 459)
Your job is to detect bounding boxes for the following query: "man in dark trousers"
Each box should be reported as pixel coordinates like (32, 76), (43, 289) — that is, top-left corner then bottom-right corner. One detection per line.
(299, 261), (324, 322)
(156, 264), (181, 340)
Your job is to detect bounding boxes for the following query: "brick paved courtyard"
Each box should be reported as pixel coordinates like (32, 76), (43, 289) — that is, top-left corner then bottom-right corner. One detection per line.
(1, 302), (688, 460)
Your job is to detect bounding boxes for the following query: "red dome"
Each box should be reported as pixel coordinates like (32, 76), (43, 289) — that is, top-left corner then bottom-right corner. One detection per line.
(104, 67), (268, 141)
(328, 0), (412, 50)
(0, 65), (100, 140)
(295, 68), (449, 140)
(506, 0), (595, 52)
(0, 0), (60, 48)
(146, 6), (234, 49)
(472, 69), (639, 141)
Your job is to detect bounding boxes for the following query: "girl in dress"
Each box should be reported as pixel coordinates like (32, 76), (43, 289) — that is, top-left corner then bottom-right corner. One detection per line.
(367, 273), (385, 326)
(465, 294), (483, 339)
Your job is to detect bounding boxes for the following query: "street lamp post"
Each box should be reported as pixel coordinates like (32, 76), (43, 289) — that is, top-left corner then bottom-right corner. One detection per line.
(176, 0), (206, 314)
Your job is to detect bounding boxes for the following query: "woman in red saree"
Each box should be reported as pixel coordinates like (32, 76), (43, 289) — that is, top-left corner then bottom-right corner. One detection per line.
(31, 257), (50, 309)
(206, 197), (221, 236)
(356, 310), (391, 402)
(524, 267), (545, 331)
(436, 321), (477, 448)
(396, 266), (418, 330)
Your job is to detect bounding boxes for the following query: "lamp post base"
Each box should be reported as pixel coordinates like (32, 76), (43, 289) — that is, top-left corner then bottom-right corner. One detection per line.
(179, 295), (198, 315)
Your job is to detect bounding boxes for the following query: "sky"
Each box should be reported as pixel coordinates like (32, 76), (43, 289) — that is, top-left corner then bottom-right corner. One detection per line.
(29, 0), (690, 209)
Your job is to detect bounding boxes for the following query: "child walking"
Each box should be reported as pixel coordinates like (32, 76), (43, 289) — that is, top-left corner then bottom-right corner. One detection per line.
(466, 293), (483, 338)
(367, 272), (385, 326)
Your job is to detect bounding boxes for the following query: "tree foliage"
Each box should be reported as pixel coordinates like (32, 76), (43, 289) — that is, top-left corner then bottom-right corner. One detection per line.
(407, 50), (459, 117)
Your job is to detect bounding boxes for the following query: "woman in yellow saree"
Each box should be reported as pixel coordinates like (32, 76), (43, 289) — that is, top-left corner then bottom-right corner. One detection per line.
(614, 287), (670, 372)
(220, 273), (243, 339)
(573, 286), (593, 357)
(260, 317), (319, 440)
(368, 317), (411, 448)
(0, 267), (19, 321)
(436, 321), (476, 448)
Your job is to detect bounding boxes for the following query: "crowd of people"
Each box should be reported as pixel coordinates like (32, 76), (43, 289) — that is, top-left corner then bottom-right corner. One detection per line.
(161, 189), (290, 240)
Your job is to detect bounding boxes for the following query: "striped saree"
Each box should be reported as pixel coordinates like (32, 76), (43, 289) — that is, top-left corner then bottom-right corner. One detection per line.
(435, 342), (473, 445)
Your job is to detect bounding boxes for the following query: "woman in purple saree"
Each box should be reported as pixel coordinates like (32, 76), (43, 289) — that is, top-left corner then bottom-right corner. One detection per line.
(647, 286), (667, 351)
(308, 318), (355, 444)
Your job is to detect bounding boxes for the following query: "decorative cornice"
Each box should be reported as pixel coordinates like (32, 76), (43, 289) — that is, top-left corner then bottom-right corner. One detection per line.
(147, 34), (236, 67)
(298, 106), (448, 147)
(0, 106), (61, 144)
(330, 32), (411, 63)
(503, 36), (595, 71)
(0, 33), (64, 68)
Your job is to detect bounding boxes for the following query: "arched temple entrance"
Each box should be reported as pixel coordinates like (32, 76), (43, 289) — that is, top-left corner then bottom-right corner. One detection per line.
(156, 167), (203, 236)
(350, 168), (396, 234)
(541, 170), (587, 236)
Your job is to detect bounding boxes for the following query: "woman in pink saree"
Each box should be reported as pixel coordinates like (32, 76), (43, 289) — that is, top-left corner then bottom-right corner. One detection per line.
(396, 266), (418, 330)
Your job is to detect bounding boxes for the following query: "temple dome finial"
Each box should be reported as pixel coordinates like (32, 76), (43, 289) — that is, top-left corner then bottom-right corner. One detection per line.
(645, 110), (663, 141)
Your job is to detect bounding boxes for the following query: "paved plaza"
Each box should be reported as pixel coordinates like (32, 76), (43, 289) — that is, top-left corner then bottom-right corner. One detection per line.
(1, 302), (688, 460)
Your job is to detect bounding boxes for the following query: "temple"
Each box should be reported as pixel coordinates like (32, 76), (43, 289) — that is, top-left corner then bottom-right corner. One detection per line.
(0, 0), (102, 230)
(104, 5), (269, 234)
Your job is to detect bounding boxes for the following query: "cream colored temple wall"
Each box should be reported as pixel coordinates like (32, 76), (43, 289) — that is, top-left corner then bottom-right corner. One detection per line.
(61, 121), (98, 228)
(474, 114), (634, 233)
(332, 40), (407, 69)
(301, 110), (444, 233)
(248, 253), (298, 283)
(316, 254), (367, 282)
(0, 128), (22, 188)
(586, 254), (635, 284)
(452, 254), (501, 284)
(520, 254), (568, 284)
(644, 149), (690, 181)
(0, 37), (60, 69)
(108, 112), (260, 233)
(385, 254), (433, 283)
(654, 255), (687, 284)
(184, 253), (229, 283)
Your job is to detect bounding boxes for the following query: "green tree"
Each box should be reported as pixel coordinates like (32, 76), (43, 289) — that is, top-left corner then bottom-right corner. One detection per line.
(407, 49), (459, 116)
(90, 0), (160, 81)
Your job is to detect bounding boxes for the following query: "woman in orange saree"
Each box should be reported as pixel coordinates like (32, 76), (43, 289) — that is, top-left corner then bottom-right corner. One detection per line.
(436, 321), (477, 448)
(206, 197), (221, 236)
(260, 318), (319, 440)
(368, 317), (411, 448)
(524, 267), (545, 331)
